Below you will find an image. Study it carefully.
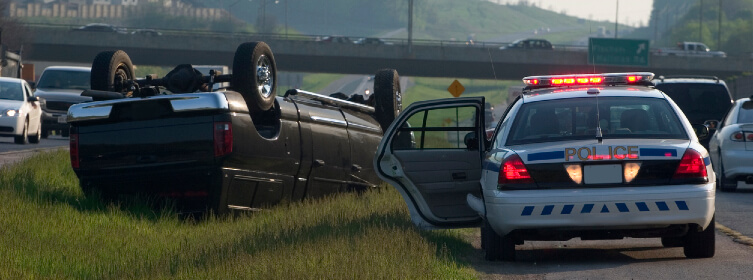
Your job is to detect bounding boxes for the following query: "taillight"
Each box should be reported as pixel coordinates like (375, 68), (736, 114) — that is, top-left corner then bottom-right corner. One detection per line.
(70, 132), (79, 169)
(498, 154), (534, 184)
(214, 121), (233, 157)
(672, 149), (707, 182)
(730, 131), (753, 142)
(731, 132), (744, 141)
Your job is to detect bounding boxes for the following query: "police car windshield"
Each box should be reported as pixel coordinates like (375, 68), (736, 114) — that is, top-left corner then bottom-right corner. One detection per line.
(507, 97), (687, 145)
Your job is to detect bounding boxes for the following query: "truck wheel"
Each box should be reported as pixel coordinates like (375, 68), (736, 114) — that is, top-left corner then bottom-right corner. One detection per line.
(482, 220), (516, 261)
(91, 50), (135, 94)
(232, 42), (277, 114)
(373, 69), (402, 133)
(14, 119), (28, 144)
(683, 216), (715, 259)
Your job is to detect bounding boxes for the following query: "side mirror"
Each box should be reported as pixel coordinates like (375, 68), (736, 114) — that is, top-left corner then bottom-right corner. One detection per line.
(28, 81), (36, 90)
(692, 124), (710, 140)
(464, 132), (478, 150)
(703, 120), (719, 130)
(27, 96), (38, 102)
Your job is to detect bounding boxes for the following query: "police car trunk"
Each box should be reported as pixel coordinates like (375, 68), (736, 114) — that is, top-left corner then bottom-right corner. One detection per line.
(376, 73), (716, 260)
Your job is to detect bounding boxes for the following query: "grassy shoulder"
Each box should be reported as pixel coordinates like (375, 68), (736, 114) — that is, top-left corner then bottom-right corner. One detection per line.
(0, 150), (478, 279)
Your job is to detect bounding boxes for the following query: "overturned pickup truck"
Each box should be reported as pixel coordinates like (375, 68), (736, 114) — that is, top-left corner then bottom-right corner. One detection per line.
(67, 42), (402, 213)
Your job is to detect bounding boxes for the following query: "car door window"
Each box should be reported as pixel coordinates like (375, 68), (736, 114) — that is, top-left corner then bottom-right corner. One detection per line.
(393, 106), (478, 150)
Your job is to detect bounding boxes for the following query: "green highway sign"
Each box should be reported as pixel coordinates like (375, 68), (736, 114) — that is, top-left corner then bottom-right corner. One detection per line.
(588, 38), (650, 66)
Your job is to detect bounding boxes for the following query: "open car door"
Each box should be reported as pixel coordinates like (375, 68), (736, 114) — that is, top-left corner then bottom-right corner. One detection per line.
(375, 97), (485, 230)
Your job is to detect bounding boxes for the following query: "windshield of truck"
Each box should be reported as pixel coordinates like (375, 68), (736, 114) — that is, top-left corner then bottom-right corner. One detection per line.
(655, 83), (732, 123)
(37, 70), (91, 91)
(506, 97), (687, 145)
(0, 81), (24, 101)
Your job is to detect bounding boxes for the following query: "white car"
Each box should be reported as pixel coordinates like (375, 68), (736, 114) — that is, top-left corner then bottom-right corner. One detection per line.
(708, 96), (753, 191)
(0, 77), (42, 144)
(375, 72), (716, 261)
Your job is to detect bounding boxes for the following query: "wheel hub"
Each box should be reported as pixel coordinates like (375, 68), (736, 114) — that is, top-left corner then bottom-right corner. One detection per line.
(256, 55), (274, 98)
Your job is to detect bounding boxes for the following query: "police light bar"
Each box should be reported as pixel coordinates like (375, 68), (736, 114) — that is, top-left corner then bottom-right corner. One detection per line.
(522, 72), (654, 89)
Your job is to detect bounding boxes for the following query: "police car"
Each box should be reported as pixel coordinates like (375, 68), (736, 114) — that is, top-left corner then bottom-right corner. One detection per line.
(374, 72), (716, 261)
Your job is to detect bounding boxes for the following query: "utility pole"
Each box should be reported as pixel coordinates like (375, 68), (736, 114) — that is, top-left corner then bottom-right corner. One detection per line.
(717, 0), (722, 50)
(408, 0), (414, 53)
(614, 0), (619, 38)
(700, 0), (703, 43)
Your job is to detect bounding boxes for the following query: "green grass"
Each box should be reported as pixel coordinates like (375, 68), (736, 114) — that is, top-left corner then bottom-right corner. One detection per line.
(405, 77), (521, 107)
(0, 150), (478, 279)
(299, 73), (345, 93)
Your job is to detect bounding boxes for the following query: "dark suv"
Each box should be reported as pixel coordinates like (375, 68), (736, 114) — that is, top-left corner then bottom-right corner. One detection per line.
(653, 76), (733, 148)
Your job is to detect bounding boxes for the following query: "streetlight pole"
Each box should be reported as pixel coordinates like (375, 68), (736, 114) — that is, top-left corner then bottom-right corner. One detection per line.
(614, 0), (619, 38)
(408, 0), (413, 53)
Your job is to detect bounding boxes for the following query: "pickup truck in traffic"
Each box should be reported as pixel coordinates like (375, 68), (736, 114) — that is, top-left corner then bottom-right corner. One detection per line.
(33, 66), (92, 137)
(654, 41), (726, 58)
(68, 42), (402, 213)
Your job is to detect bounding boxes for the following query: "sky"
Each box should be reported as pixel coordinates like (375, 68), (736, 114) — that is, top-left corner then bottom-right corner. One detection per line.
(494, 0), (655, 27)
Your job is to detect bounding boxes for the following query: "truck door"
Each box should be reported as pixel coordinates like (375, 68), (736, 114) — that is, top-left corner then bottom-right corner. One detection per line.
(301, 102), (351, 198)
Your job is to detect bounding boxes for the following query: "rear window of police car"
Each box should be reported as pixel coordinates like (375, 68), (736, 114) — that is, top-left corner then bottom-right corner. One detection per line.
(506, 97), (687, 145)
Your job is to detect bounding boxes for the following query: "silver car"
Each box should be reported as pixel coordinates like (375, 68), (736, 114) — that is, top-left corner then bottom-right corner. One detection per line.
(0, 77), (43, 144)
(709, 96), (753, 191)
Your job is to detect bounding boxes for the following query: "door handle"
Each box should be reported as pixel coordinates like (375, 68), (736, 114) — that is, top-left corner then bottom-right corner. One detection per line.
(313, 159), (325, 167)
(452, 172), (467, 180)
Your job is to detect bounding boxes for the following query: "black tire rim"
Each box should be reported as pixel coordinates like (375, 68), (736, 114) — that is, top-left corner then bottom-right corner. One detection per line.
(256, 55), (274, 99)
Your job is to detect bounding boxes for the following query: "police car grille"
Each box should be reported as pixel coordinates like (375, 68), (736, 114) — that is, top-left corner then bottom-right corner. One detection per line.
(526, 160), (682, 188)
(46, 101), (75, 111)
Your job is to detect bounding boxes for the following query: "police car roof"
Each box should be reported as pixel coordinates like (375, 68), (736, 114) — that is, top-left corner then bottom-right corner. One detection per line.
(522, 85), (666, 103)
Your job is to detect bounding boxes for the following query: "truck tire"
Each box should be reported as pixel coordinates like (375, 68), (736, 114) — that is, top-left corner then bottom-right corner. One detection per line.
(373, 69), (401, 133)
(684, 216), (715, 259)
(232, 42), (277, 114)
(91, 50), (135, 94)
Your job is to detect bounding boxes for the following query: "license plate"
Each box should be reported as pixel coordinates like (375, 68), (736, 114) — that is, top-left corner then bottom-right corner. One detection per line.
(58, 115), (67, 123)
(584, 164), (622, 184)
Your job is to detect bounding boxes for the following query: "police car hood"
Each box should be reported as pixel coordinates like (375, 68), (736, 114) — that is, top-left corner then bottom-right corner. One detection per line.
(512, 139), (691, 164)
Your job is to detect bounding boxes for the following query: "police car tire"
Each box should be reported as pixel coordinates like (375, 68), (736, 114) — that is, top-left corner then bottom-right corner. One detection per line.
(683, 216), (715, 259)
(482, 221), (515, 261)
(91, 50), (135, 94)
(232, 42), (277, 114)
(718, 157), (736, 192)
(374, 69), (401, 134)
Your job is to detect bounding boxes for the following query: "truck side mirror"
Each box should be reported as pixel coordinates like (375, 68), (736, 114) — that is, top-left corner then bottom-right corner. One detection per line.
(692, 124), (710, 140)
(464, 132), (478, 150)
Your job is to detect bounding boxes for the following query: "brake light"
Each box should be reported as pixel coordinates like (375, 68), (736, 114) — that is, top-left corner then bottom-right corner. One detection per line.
(214, 121), (233, 157)
(70, 132), (79, 169)
(731, 132), (744, 141)
(499, 154), (534, 184)
(673, 149), (707, 180)
(748, 133), (753, 141)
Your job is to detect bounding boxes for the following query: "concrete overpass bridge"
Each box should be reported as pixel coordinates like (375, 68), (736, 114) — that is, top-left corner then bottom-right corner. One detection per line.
(24, 26), (753, 80)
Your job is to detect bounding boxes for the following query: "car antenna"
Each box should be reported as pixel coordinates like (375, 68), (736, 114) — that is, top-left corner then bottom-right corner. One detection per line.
(587, 88), (603, 143)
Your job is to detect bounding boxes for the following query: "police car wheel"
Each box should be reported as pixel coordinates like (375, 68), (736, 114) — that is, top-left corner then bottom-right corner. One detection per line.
(660, 236), (683, 247)
(482, 221), (515, 261)
(683, 216), (715, 259)
(717, 156), (736, 192)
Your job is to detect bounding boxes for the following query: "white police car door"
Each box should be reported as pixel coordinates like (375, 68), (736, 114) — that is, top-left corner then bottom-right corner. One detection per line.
(375, 97), (485, 229)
